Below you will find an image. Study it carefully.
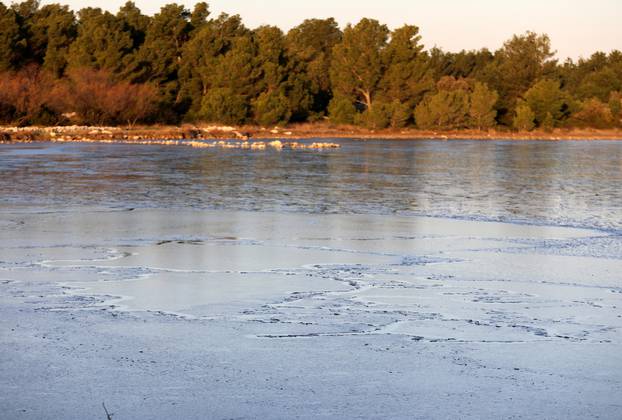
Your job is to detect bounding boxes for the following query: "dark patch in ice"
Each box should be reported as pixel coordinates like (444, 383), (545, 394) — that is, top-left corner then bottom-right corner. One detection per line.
(157, 239), (205, 246)
(1, 279), (18, 285)
(398, 256), (458, 266)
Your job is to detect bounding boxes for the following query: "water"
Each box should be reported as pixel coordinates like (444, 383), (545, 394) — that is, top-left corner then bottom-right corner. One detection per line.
(1, 139), (621, 231)
(1, 139), (622, 419)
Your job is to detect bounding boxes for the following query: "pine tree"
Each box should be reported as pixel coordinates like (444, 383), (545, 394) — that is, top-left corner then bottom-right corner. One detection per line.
(128, 3), (193, 119)
(251, 26), (292, 125)
(286, 18), (342, 119)
(513, 102), (536, 131)
(11, 0), (41, 64)
(253, 26), (287, 94)
(469, 82), (498, 130)
(328, 96), (356, 124)
(38, 4), (76, 76)
(524, 79), (575, 126)
(117, 2), (150, 49)
(1, 1), (621, 130)
(200, 88), (248, 125)
(179, 14), (249, 119)
(12, 2), (77, 76)
(414, 77), (471, 130)
(485, 31), (555, 124)
(0, 4), (22, 71)
(387, 100), (411, 128)
(380, 25), (432, 108)
(197, 35), (257, 124)
(330, 19), (389, 113)
(68, 8), (134, 75)
(542, 112), (555, 131)
(253, 91), (291, 126)
(190, 2), (210, 32)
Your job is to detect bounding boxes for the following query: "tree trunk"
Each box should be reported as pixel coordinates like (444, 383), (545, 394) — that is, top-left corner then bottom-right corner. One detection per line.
(354, 86), (373, 111)
(361, 90), (372, 111)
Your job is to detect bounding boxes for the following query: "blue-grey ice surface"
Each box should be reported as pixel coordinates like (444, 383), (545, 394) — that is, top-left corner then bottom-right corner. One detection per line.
(1, 140), (621, 419)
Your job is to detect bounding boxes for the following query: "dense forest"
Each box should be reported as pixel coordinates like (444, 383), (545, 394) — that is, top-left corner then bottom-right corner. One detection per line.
(1, 0), (621, 130)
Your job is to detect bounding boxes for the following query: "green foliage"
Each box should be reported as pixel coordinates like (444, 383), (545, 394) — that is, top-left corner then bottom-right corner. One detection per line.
(328, 96), (356, 124)
(330, 20), (434, 123)
(202, 34), (257, 121)
(428, 48), (495, 81)
(1, 2), (621, 130)
(485, 31), (555, 124)
(379, 25), (432, 107)
(0, 4), (22, 71)
(524, 79), (574, 127)
(387, 100), (411, 128)
(561, 52), (622, 102)
(542, 112), (555, 132)
(283, 69), (314, 121)
(576, 67), (621, 102)
(608, 92), (621, 124)
(414, 78), (498, 130)
(39, 4), (76, 76)
(127, 3), (192, 118)
(415, 89), (470, 130)
(179, 14), (249, 119)
(68, 9), (134, 74)
(116, 1), (150, 48)
(513, 102), (536, 131)
(330, 19), (389, 111)
(199, 88), (248, 125)
(285, 18), (342, 119)
(358, 103), (390, 129)
(358, 100), (412, 129)
(469, 82), (498, 130)
(571, 98), (614, 129)
(10, 2), (77, 76)
(495, 32), (555, 90)
(190, 2), (210, 31)
(253, 91), (291, 126)
(253, 26), (287, 95)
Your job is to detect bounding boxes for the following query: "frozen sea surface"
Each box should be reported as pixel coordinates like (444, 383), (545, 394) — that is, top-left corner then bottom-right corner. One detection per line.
(1, 140), (622, 419)
(1, 139), (622, 230)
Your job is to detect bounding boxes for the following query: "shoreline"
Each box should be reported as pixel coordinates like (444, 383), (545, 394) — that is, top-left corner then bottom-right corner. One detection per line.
(1, 124), (622, 143)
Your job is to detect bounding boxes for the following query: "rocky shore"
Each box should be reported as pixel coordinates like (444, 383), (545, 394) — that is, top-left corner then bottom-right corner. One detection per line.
(0, 125), (341, 150)
(1, 124), (621, 144)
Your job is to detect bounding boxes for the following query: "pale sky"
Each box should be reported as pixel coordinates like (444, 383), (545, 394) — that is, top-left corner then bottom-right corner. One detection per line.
(41, 0), (621, 60)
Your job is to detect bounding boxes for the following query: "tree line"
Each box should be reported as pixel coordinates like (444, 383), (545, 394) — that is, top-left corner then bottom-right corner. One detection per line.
(1, 0), (621, 130)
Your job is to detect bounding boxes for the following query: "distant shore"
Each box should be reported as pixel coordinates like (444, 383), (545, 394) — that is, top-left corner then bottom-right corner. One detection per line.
(1, 124), (621, 144)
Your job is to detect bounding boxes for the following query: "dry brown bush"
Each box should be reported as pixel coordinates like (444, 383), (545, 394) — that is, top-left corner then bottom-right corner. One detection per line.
(0, 65), (58, 125)
(54, 68), (159, 126)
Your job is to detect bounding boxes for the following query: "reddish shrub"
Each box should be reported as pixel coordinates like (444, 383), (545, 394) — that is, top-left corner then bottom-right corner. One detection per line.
(55, 68), (159, 126)
(0, 65), (59, 125)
